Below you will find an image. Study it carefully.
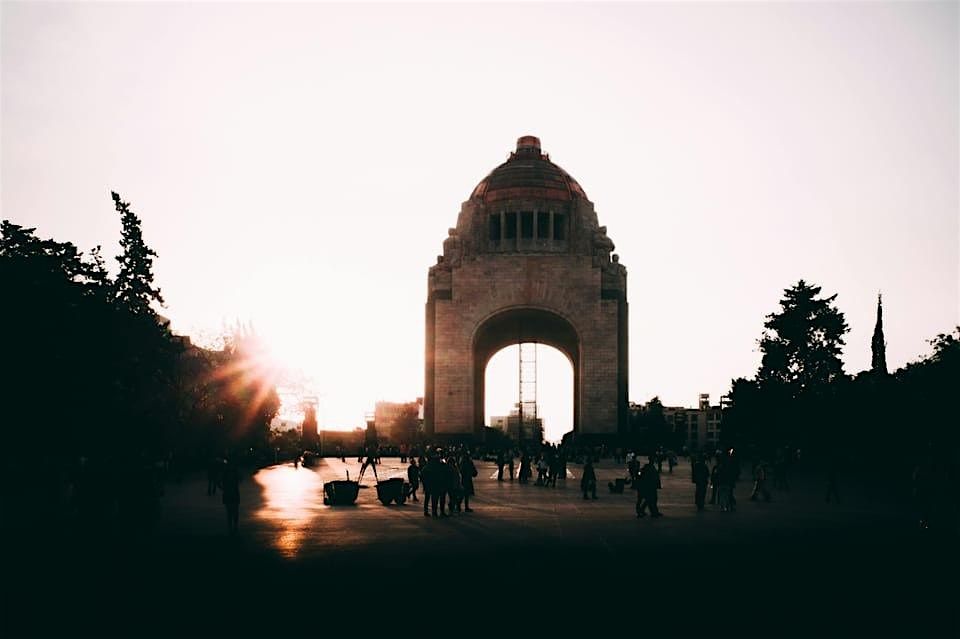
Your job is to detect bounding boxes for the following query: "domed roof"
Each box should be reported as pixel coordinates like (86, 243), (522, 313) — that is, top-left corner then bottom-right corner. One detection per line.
(470, 136), (587, 203)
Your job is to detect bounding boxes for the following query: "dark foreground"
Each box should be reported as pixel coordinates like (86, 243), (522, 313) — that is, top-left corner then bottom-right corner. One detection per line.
(2, 458), (956, 637)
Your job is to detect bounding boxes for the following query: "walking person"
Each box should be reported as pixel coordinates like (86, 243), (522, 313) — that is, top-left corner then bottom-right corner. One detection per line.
(221, 460), (240, 534)
(581, 458), (598, 500)
(636, 456), (662, 518)
(508, 453), (515, 482)
(407, 458), (421, 502)
(692, 455), (709, 512)
(496, 450), (505, 482)
(358, 447), (379, 482)
(750, 460), (772, 502)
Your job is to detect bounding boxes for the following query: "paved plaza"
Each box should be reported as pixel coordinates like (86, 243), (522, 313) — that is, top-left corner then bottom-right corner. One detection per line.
(3, 457), (955, 637)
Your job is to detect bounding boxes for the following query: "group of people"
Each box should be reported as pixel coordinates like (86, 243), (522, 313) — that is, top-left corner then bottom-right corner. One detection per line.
(408, 448), (477, 518)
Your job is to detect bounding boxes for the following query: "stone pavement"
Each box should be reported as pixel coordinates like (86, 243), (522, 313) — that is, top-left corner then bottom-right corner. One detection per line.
(3, 457), (955, 637)
(157, 456), (904, 561)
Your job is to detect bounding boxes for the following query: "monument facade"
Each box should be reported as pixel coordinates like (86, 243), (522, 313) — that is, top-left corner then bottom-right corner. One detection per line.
(424, 136), (628, 441)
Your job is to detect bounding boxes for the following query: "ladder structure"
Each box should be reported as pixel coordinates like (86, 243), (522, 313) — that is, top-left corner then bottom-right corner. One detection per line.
(517, 342), (538, 443)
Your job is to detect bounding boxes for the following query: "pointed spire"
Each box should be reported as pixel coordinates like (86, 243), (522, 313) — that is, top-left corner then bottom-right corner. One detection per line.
(871, 292), (888, 375)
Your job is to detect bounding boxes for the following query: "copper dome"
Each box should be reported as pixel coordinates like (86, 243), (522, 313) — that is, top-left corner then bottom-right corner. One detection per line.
(470, 136), (587, 203)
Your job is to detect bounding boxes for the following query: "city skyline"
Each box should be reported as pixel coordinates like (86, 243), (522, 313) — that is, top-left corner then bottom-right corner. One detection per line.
(3, 1), (957, 430)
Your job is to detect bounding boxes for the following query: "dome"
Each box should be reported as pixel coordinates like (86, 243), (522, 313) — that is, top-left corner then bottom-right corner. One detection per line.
(470, 136), (587, 203)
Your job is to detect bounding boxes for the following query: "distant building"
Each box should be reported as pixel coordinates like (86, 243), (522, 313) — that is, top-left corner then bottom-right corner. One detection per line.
(662, 394), (723, 451)
(489, 403), (543, 444)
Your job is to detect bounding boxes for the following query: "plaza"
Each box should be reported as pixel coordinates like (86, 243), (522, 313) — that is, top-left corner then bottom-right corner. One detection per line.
(4, 456), (951, 637)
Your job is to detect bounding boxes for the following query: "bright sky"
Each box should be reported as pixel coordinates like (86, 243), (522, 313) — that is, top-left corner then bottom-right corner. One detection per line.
(3, 2), (957, 437)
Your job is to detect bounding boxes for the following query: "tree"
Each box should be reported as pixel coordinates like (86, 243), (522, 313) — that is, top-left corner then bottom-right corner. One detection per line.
(112, 191), (164, 316)
(392, 404), (420, 445)
(758, 280), (849, 394)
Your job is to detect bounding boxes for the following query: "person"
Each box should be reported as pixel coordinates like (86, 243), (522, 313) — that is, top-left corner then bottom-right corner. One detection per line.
(636, 456), (662, 518)
(443, 455), (459, 515)
(667, 452), (676, 474)
(508, 453), (515, 482)
(718, 451), (739, 512)
(536, 456), (548, 486)
(581, 459), (598, 500)
(627, 454), (640, 488)
(750, 460), (771, 502)
(293, 454), (299, 469)
(421, 452), (444, 518)
(407, 458), (420, 502)
(709, 462), (721, 505)
(519, 452), (532, 484)
(221, 460), (240, 534)
(358, 447), (379, 482)
(459, 453), (477, 512)
(692, 455), (709, 511)
(496, 450), (505, 482)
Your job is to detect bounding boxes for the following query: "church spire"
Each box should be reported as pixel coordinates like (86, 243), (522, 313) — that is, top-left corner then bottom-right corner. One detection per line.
(871, 293), (888, 375)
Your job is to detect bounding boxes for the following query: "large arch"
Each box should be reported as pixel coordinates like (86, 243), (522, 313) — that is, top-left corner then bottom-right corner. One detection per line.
(424, 136), (628, 443)
(472, 307), (580, 438)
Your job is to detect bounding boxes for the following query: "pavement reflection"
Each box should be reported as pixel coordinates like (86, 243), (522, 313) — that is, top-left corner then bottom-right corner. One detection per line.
(252, 464), (324, 558)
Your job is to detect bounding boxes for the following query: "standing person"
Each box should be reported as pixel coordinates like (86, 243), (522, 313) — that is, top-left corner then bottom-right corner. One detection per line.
(407, 458), (421, 503)
(627, 454), (640, 487)
(421, 451), (442, 518)
(709, 462), (721, 505)
(581, 458), (598, 500)
(508, 452), (515, 482)
(692, 455), (710, 512)
(636, 456), (662, 518)
(496, 450), (505, 482)
(459, 453), (477, 512)
(750, 461), (771, 502)
(440, 455), (456, 516)
(519, 452), (532, 484)
(718, 452), (739, 512)
(221, 460), (240, 535)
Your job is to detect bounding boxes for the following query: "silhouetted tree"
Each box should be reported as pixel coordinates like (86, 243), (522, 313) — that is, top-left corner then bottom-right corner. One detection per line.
(758, 280), (849, 394)
(112, 191), (163, 316)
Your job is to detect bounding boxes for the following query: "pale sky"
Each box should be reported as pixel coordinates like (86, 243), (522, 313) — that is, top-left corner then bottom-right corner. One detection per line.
(3, 1), (957, 438)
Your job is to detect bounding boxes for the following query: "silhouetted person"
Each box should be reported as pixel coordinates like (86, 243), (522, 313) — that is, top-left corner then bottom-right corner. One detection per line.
(441, 456), (457, 516)
(627, 455), (640, 488)
(519, 453), (532, 484)
(496, 451), (505, 481)
(421, 453), (441, 517)
(750, 461), (771, 502)
(460, 454), (477, 512)
(407, 458), (420, 502)
(692, 456), (709, 511)
(636, 457), (662, 517)
(581, 459), (598, 500)
(508, 454), (515, 482)
(221, 461), (240, 534)
(709, 463), (721, 505)
(358, 447), (379, 482)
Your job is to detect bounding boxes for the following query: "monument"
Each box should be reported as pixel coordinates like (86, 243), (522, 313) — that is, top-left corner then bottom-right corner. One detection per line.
(424, 136), (628, 442)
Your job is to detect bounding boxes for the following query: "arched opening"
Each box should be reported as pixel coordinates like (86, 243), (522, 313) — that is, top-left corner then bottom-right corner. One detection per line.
(472, 307), (580, 441)
(484, 344), (574, 444)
